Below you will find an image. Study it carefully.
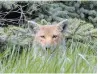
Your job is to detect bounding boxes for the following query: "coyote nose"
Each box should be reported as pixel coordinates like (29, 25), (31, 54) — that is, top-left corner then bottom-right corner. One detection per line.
(46, 47), (51, 50)
(45, 43), (51, 50)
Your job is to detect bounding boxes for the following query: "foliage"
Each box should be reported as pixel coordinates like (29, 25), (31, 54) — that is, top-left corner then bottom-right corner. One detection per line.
(66, 19), (96, 46)
(0, 1), (97, 27)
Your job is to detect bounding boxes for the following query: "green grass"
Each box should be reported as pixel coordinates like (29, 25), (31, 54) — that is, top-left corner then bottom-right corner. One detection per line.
(0, 39), (96, 73)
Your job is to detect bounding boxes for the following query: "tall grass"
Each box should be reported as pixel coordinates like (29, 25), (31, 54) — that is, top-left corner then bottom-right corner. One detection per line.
(0, 39), (96, 73)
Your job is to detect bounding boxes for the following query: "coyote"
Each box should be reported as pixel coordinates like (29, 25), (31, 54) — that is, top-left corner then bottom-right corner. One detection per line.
(28, 20), (67, 57)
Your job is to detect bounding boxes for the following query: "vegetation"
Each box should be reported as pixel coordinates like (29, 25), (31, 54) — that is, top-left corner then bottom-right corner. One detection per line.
(0, 1), (97, 73)
(0, 18), (97, 73)
(0, 34), (96, 73)
(0, 1), (97, 27)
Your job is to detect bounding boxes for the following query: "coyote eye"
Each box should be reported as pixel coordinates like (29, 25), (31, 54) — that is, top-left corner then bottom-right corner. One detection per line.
(52, 35), (57, 38)
(40, 35), (45, 38)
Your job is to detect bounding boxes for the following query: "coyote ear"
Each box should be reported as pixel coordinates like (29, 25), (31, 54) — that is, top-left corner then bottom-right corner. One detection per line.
(57, 19), (68, 32)
(28, 21), (40, 34)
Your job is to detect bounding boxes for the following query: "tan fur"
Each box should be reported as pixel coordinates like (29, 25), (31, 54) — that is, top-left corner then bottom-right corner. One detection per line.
(34, 25), (64, 49)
